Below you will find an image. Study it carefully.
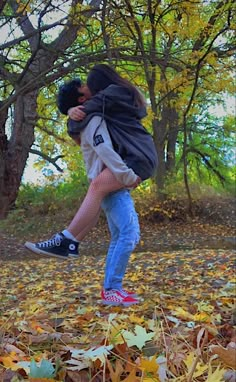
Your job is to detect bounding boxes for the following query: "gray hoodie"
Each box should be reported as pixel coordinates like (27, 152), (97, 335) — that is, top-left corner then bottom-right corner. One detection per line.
(80, 115), (138, 186)
(68, 85), (158, 180)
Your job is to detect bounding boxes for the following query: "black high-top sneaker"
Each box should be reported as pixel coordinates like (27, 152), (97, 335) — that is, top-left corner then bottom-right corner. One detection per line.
(24, 232), (79, 259)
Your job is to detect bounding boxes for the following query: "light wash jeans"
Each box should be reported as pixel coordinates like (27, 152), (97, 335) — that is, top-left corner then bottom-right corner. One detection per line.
(101, 189), (140, 290)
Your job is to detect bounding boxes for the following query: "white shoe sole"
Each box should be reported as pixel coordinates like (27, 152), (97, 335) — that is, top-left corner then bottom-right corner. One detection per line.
(101, 300), (139, 307)
(24, 242), (77, 259)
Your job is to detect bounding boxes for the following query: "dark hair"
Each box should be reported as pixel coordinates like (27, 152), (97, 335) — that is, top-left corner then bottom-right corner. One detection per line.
(57, 78), (83, 115)
(87, 64), (146, 107)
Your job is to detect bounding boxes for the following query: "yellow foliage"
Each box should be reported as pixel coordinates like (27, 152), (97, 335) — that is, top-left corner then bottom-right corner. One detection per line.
(205, 364), (226, 382)
(184, 352), (208, 377)
(139, 355), (159, 374)
(16, 2), (31, 14)
(0, 352), (21, 371)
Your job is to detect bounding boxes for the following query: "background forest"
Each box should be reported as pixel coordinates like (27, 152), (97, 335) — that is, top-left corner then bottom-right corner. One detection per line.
(0, 0), (235, 222)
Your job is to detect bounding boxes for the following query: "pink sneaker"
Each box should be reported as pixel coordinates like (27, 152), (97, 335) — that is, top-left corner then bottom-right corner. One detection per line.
(101, 289), (139, 306)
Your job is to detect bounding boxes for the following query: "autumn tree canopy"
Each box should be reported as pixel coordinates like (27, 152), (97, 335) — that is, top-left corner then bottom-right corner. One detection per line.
(0, 0), (235, 217)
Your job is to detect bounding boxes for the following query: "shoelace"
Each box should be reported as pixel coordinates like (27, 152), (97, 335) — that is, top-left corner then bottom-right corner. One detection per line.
(115, 289), (135, 296)
(104, 290), (115, 296)
(120, 289), (129, 295)
(104, 289), (134, 297)
(38, 234), (62, 248)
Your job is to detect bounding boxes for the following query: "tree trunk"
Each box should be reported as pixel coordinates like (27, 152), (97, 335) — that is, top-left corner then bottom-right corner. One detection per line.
(152, 118), (166, 200)
(0, 107), (10, 218)
(0, 92), (38, 218)
(166, 108), (179, 173)
(0, 0), (103, 219)
(152, 101), (179, 200)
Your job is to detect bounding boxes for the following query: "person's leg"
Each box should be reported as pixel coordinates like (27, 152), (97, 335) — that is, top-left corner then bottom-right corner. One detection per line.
(75, 209), (101, 241)
(100, 191), (140, 306)
(68, 168), (124, 240)
(102, 190), (140, 290)
(101, 197), (119, 290)
(103, 229), (118, 290)
(24, 169), (123, 258)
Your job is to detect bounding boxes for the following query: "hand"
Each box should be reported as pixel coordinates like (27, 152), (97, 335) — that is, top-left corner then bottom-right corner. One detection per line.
(68, 105), (86, 121)
(72, 136), (81, 145)
(129, 176), (141, 188)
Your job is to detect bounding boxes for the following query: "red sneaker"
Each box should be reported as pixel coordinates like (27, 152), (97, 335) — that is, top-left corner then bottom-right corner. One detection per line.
(119, 289), (138, 298)
(101, 289), (139, 306)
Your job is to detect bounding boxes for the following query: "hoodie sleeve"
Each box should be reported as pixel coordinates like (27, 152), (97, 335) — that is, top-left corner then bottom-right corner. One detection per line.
(82, 86), (131, 115)
(83, 85), (147, 120)
(82, 90), (105, 114)
(81, 116), (138, 186)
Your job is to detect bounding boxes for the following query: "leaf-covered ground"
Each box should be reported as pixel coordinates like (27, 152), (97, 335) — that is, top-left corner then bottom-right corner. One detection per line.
(0, 220), (235, 381)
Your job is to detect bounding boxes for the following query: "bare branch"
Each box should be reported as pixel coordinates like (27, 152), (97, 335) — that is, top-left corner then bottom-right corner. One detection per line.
(8, 0), (38, 51)
(191, 148), (226, 184)
(1, 47), (156, 113)
(29, 147), (64, 172)
(0, 17), (67, 50)
(52, 0), (102, 52)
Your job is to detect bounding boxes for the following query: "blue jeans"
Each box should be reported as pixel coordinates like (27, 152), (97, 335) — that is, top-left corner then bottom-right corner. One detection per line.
(101, 189), (140, 290)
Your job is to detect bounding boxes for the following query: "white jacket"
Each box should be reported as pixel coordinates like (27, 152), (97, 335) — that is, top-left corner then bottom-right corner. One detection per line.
(80, 116), (138, 186)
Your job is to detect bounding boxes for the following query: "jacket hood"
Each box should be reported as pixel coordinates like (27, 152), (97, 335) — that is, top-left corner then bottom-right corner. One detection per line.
(95, 84), (147, 120)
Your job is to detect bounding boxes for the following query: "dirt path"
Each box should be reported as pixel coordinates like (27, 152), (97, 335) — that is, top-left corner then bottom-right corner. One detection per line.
(0, 221), (235, 261)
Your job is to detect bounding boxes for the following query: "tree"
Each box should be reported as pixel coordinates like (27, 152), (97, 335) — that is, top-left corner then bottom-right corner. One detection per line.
(100, 0), (235, 203)
(0, 0), (102, 218)
(0, 0), (235, 218)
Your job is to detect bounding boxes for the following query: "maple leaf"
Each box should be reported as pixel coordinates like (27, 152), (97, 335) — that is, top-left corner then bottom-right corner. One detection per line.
(69, 345), (113, 365)
(106, 358), (124, 381)
(29, 359), (56, 378)
(138, 355), (159, 374)
(122, 325), (155, 350)
(184, 352), (208, 377)
(66, 358), (91, 371)
(205, 364), (226, 382)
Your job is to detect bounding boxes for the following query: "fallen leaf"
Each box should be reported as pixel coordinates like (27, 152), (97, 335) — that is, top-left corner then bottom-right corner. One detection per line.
(205, 364), (226, 382)
(106, 358), (124, 382)
(210, 345), (236, 369)
(137, 355), (159, 374)
(122, 325), (154, 350)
